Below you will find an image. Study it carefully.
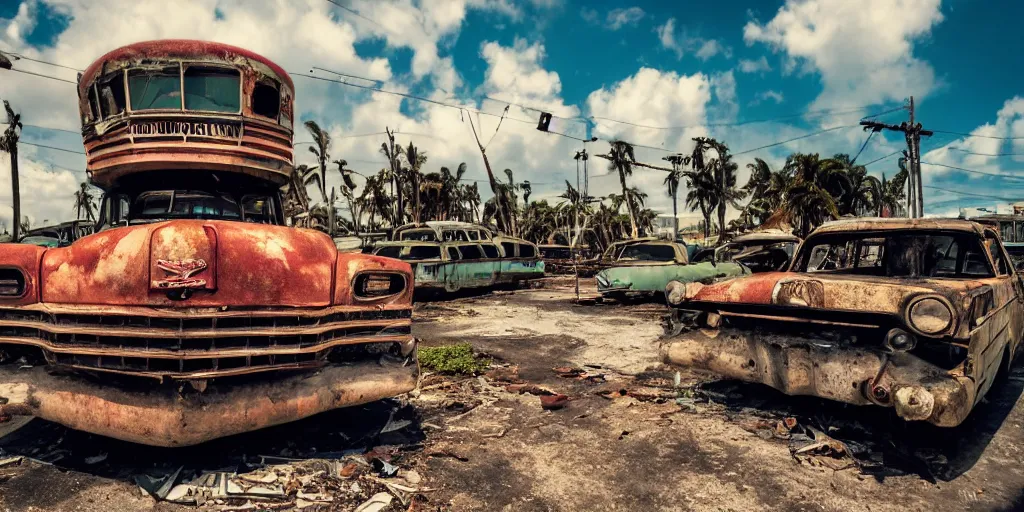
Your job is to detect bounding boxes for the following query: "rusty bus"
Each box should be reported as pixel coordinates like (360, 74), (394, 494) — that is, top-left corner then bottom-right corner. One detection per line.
(0, 40), (418, 446)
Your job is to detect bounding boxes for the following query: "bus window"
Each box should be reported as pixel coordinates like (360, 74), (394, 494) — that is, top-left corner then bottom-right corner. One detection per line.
(447, 247), (461, 260)
(500, 242), (516, 258)
(1016, 222), (1024, 244)
(518, 244), (536, 258)
(468, 231), (480, 241)
(97, 72), (126, 119)
(459, 244), (483, 260)
(184, 66), (241, 113)
(128, 67), (182, 111)
(252, 81), (280, 119)
(482, 244), (500, 259)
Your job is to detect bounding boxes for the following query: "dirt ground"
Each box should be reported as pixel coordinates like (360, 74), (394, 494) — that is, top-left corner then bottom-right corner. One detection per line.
(3, 276), (1024, 511)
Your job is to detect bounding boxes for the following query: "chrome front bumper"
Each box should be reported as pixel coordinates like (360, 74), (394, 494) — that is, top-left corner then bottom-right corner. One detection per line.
(0, 359), (419, 446)
(661, 329), (975, 426)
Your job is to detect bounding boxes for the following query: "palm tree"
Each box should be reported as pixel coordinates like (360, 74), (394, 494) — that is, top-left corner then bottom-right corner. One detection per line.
(401, 142), (427, 223)
(380, 128), (404, 225)
(604, 141), (640, 239)
(0, 101), (22, 240)
(744, 159), (793, 226)
(877, 169), (909, 217)
(73, 182), (98, 222)
(663, 153), (691, 240)
(304, 121), (331, 203)
(282, 164), (320, 224)
(784, 153), (843, 237)
(686, 137), (722, 240)
(333, 159), (362, 234)
(830, 153), (875, 216)
(709, 146), (747, 237)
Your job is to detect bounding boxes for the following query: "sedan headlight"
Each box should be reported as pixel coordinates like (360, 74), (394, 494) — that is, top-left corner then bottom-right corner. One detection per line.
(907, 297), (954, 335)
(665, 280), (687, 305)
(595, 273), (610, 289)
(353, 272), (406, 299)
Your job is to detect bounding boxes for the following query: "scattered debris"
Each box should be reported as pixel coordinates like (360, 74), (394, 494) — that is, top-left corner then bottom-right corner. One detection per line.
(354, 492), (393, 512)
(83, 452), (108, 465)
(540, 394), (570, 410)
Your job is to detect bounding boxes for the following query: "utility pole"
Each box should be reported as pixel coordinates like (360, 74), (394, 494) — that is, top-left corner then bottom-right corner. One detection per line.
(859, 96), (932, 218)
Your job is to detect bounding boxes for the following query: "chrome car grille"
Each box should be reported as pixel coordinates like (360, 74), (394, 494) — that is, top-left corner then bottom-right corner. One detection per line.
(0, 306), (413, 379)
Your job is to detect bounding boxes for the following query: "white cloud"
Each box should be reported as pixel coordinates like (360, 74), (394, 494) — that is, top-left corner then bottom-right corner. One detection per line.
(655, 17), (731, 61)
(737, 56), (772, 73)
(751, 90), (785, 105)
(605, 7), (645, 30)
(743, 0), (943, 109)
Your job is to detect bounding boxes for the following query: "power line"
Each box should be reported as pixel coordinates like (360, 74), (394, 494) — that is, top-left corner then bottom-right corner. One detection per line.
(921, 161), (1024, 182)
(588, 105), (899, 132)
(862, 150), (902, 167)
(323, 0), (387, 30)
(923, 185), (1019, 202)
(2, 52), (82, 72)
(949, 147), (1024, 157)
(932, 130), (1024, 141)
(8, 68), (77, 84)
(733, 125), (856, 156)
(19, 140), (86, 155)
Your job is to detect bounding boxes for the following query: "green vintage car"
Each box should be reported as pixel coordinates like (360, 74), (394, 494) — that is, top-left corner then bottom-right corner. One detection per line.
(595, 240), (749, 299)
(371, 222), (545, 293)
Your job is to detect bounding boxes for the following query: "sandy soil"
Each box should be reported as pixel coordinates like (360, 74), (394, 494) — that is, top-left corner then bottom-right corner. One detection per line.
(3, 276), (1024, 511)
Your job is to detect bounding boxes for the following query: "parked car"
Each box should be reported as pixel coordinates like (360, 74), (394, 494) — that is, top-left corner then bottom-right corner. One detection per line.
(595, 240), (748, 300)
(371, 221), (544, 293)
(691, 230), (799, 273)
(662, 218), (1022, 426)
(973, 214), (1024, 269)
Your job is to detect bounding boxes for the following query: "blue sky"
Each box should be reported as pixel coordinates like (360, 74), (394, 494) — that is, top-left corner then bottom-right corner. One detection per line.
(1, 0), (1023, 228)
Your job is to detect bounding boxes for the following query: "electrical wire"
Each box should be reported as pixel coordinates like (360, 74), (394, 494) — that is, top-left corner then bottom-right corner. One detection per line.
(8, 68), (77, 84)
(932, 130), (1024, 141)
(323, 0), (386, 31)
(733, 125), (856, 156)
(923, 185), (1019, 202)
(862, 150), (902, 167)
(588, 105), (898, 131)
(850, 130), (875, 164)
(18, 140), (85, 155)
(948, 147), (1024, 157)
(921, 161), (1024, 182)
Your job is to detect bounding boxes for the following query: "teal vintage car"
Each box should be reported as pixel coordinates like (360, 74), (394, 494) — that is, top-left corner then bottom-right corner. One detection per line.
(595, 240), (748, 299)
(371, 222), (545, 293)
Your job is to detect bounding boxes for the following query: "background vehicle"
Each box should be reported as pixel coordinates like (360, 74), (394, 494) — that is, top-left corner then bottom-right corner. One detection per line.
(595, 240), (748, 300)
(663, 218), (1023, 427)
(0, 40), (417, 447)
(692, 230), (800, 273)
(371, 221), (544, 293)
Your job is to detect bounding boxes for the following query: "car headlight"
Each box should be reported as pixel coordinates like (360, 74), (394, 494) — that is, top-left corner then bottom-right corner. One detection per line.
(353, 272), (406, 299)
(595, 273), (610, 288)
(665, 280), (687, 305)
(907, 297), (953, 335)
(0, 269), (26, 297)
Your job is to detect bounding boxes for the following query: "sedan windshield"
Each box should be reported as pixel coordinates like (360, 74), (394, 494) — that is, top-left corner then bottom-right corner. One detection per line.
(795, 231), (994, 278)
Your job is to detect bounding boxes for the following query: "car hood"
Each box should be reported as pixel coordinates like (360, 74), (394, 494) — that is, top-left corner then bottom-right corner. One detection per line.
(40, 220), (338, 307)
(597, 262), (749, 292)
(682, 271), (984, 316)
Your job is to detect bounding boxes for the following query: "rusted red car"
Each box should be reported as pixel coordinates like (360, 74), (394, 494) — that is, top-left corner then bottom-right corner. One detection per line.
(0, 40), (418, 446)
(663, 218), (1023, 426)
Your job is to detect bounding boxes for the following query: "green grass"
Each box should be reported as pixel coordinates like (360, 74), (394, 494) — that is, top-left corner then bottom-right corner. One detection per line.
(419, 343), (490, 375)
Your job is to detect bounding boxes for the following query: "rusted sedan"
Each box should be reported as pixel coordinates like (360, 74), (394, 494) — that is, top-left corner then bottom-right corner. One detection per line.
(662, 218), (1023, 426)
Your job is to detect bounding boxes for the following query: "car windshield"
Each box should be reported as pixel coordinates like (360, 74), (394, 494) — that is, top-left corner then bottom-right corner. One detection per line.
(399, 229), (438, 241)
(128, 190), (275, 223)
(796, 231), (993, 278)
(619, 244), (676, 262)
